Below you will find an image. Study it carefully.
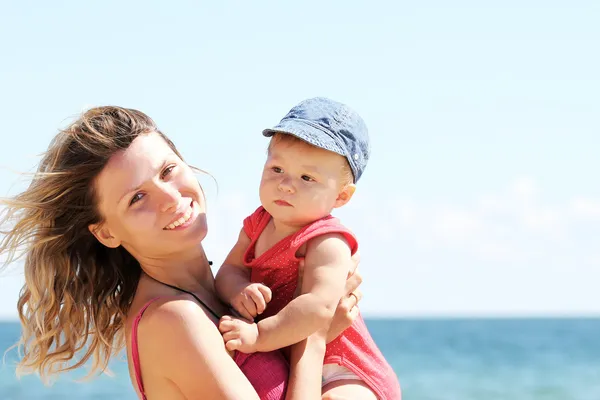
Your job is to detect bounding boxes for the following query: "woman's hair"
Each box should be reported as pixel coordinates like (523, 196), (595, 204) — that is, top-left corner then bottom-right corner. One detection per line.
(0, 106), (183, 382)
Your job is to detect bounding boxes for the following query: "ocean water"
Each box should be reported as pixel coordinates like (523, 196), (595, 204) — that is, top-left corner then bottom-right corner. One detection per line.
(1, 318), (599, 399)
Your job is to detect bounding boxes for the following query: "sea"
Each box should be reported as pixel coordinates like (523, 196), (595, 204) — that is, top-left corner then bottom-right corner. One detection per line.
(0, 318), (599, 400)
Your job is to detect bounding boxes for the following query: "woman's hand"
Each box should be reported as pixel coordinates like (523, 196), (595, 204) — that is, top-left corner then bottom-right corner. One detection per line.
(326, 250), (362, 343)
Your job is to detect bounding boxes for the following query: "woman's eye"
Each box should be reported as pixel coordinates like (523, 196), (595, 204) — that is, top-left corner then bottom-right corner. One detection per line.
(161, 165), (175, 179)
(272, 167), (282, 173)
(301, 175), (314, 182)
(129, 192), (144, 206)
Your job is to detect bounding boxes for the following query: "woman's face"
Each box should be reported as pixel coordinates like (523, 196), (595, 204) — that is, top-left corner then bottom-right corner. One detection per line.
(90, 132), (208, 260)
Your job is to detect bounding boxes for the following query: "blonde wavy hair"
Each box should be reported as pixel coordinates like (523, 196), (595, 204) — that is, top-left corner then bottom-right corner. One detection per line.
(0, 106), (184, 382)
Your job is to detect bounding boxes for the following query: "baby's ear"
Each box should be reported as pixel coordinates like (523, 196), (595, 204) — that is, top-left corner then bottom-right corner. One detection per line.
(88, 222), (121, 248)
(334, 184), (356, 208)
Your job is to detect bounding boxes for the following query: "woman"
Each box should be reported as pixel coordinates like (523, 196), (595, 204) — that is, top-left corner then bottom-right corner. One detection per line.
(0, 106), (364, 399)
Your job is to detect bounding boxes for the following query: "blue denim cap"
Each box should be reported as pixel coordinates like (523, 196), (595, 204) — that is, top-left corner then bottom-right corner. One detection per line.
(262, 97), (370, 183)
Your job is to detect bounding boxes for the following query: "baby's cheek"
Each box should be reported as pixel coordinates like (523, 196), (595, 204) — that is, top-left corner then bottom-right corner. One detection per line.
(261, 175), (278, 187)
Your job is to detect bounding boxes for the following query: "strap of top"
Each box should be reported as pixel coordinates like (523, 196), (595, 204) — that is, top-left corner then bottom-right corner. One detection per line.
(154, 280), (221, 320)
(289, 215), (359, 255)
(132, 297), (160, 400)
(131, 270), (221, 399)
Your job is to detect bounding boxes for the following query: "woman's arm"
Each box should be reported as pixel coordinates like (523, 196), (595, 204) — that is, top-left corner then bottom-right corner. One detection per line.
(282, 239), (363, 400)
(285, 330), (327, 400)
(282, 247), (364, 400)
(137, 296), (261, 400)
(326, 266), (362, 343)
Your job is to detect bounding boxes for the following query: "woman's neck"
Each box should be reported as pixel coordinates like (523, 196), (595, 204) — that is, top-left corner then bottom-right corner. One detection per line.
(137, 244), (215, 294)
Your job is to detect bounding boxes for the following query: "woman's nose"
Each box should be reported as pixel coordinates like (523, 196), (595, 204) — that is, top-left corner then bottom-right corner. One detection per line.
(159, 183), (181, 213)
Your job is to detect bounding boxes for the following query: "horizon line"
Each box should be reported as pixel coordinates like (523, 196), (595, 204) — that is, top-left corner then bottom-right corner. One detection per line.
(1, 312), (600, 323)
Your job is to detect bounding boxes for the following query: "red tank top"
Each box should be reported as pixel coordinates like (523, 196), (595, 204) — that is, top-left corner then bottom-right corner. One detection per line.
(131, 296), (288, 400)
(243, 206), (402, 400)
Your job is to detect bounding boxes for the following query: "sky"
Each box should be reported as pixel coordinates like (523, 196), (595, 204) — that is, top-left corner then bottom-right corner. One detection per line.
(0, 1), (598, 319)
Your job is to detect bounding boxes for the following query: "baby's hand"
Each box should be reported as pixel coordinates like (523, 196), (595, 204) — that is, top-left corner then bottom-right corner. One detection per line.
(230, 283), (272, 321)
(219, 315), (260, 353)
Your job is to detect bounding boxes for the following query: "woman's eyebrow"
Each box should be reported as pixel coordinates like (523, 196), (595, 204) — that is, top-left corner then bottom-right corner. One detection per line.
(117, 159), (169, 204)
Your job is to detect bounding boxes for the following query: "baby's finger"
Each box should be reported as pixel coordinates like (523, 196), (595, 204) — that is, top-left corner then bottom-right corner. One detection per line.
(257, 284), (272, 304)
(219, 321), (233, 333)
(218, 319), (234, 333)
(247, 289), (267, 315)
(241, 297), (258, 318)
(225, 339), (242, 352)
(232, 302), (254, 321)
(222, 331), (240, 342)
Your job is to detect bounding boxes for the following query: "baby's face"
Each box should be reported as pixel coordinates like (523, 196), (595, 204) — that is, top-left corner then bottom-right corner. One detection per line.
(259, 137), (354, 227)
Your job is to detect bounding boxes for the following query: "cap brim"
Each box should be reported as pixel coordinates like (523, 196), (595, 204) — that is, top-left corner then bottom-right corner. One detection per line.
(262, 121), (345, 157)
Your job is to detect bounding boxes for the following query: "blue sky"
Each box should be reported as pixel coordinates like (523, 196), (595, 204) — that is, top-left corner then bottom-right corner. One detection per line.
(0, 1), (598, 318)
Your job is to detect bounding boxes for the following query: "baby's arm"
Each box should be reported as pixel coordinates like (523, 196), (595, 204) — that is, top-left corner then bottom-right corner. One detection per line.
(215, 229), (271, 321)
(220, 232), (351, 353)
(256, 233), (350, 350)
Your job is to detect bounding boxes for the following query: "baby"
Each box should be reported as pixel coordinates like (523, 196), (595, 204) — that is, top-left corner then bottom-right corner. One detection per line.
(215, 97), (401, 399)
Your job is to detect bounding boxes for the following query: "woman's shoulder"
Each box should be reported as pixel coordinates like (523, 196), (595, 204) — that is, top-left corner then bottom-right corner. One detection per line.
(136, 294), (216, 337)
(132, 294), (228, 374)
(130, 294), (265, 399)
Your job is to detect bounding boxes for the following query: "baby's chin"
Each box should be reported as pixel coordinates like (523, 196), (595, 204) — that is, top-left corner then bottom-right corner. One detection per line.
(274, 209), (331, 227)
